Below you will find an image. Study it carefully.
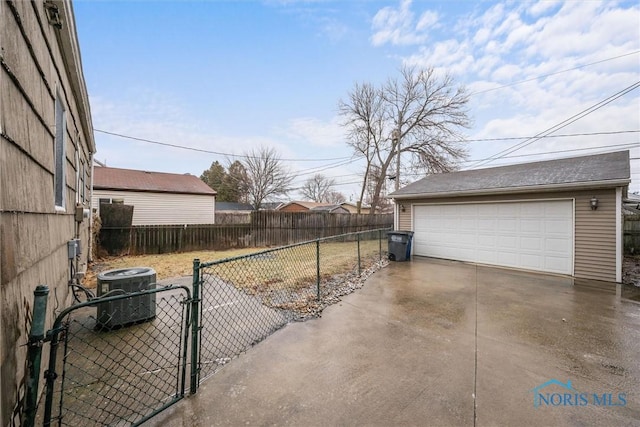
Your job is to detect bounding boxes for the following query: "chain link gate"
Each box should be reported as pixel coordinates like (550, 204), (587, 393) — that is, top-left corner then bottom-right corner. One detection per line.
(40, 285), (192, 426)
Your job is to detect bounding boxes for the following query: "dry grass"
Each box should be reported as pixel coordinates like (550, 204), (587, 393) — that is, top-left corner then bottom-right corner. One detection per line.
(83, 247), (267, 289)
(84, 240), (383, 292)
(205, 240), (382, 293)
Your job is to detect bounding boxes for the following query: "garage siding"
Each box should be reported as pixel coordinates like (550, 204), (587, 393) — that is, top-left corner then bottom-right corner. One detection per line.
(399, 188), (618, 282)
(574, 191), (616, 281)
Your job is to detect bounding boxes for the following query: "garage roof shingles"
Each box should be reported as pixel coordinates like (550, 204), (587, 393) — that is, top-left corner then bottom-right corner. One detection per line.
(94, 166), (217, 195)
(391, 151), (630, 198)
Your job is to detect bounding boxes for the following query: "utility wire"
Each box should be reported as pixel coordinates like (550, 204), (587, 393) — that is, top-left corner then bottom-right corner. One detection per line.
(310, 141), (640, 181)
(466, 81), (640, 169)
(94, 128), (353, 162)
(464, 130), (639, 143)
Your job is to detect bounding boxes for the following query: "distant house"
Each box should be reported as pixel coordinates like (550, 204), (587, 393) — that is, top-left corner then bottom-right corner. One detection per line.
(215, 202), (254, 213)
(92, 166), (217, 225)
(340, 202), (373, 214)
(278, 201), (349, 213)
(1, 1), (96, 424)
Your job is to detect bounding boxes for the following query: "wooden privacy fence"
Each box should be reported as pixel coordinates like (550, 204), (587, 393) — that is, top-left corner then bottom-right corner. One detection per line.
(99, 212), (393, 255)
(624, 214), (640, 255)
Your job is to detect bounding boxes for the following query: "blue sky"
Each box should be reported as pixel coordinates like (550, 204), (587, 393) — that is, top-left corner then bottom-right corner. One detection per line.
(73, 0), (640, 199)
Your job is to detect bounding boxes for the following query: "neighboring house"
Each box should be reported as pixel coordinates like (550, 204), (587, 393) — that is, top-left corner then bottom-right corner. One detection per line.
(310, 205), (350, 214)
(215, 202), (254, 213)
(390, 151), (630, 283)
(278, 201), (339, 212)
(1, 1), (96, 424)
(92, 167), (217, 225)
(340, 202), (373, 214)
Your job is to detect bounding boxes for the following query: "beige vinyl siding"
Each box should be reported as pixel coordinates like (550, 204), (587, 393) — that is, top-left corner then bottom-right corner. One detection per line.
(398, 205), (412, 230)
(1, 1), (95, 423)
(93, 190), (215, 225)
(573, 190), (616, 282)
(398, 188), (620, 282)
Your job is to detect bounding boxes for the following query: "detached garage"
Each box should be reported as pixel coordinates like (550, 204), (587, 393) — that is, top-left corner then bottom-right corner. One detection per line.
(390, 151), (630, 283)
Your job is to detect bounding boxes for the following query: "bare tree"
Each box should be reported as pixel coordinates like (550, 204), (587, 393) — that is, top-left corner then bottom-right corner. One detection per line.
(301, 174), (337, 203)
(339, 65), (470, 213)
(241, 146), (294, 210)
(338, 82), (385, 213)
(325, 190), (346, 205)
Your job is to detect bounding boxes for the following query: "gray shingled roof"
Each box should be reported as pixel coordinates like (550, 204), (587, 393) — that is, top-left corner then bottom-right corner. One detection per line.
(390, 151), (630, 199)
(94, 166), (216, 195)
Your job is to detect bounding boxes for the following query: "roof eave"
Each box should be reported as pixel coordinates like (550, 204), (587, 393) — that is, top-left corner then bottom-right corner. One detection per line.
(94, 186), (217, 196)
(390, 179), (631, 200)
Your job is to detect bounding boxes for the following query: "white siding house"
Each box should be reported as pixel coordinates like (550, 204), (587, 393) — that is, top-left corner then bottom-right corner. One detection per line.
(92, 167), (216, 225)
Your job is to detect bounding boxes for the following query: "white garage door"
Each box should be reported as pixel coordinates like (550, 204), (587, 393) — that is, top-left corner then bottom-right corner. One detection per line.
(413, 200), (573, 275)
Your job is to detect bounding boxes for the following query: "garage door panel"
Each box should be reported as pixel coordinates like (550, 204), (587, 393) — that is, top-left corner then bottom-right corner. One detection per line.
(478, 234), (497, 247)
(413, 200), (573, 275)
(521, 219), (542, 233)
(478, 218), (497, 230)
(498, 235), (518, 250)
(521, 236), (543, 251)
(499, 218), (517, 231)
(546, 219), (571, 234)
(546, 256), (570, 272)
(521, 254), (543, 270)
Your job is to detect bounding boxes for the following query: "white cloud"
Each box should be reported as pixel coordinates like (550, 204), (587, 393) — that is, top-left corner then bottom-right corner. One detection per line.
(278, 116), (345, 148)
(371, 0), (438, 46)
(371, 0), (640, 188)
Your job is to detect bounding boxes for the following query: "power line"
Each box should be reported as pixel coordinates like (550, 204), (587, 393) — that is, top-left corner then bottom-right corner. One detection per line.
(469, 50), (640, 96)
(94, 128), (352, 162)
(321, 141), (640, 181)
(466, 80), (640, 169)
(463, 130), (639, 143)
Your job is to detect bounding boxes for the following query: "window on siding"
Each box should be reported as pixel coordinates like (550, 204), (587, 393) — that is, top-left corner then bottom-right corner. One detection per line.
(81, 161), (86, 202)
(54, 94), (66, 209)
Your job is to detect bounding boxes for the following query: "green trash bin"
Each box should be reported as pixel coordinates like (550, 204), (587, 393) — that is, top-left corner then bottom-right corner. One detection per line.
(387, 231), (414, 261)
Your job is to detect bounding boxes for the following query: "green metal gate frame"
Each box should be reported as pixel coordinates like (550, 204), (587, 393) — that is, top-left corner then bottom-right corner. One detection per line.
(40, 285), (192, 426)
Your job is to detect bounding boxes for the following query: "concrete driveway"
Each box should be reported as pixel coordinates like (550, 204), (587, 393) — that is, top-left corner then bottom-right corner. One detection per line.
(149, 257), (640, 426)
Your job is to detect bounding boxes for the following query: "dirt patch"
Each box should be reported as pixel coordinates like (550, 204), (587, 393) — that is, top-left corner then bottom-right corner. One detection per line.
(622, 256), (640, 301)
(623, 255), (640, 286)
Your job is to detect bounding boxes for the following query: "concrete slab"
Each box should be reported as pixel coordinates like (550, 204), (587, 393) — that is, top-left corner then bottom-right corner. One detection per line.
(147, 258), (640, 426)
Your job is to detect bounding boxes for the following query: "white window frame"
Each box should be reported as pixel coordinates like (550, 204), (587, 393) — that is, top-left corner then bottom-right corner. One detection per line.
(54, 94), (66, 210)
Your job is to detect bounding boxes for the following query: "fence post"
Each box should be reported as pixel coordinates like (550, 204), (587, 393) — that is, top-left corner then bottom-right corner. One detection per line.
(23, 285), (49, 427)
(190, 259), (201, 394)
(357, 232), (362, 276)
(316, 240), (321, 301)
(379, 229), (382, 261)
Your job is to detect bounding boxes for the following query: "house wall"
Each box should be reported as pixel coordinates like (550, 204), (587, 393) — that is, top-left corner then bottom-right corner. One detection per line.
(396, 188), (620, 282)
(341, 204), (372, 214)
(1, 1), (95, 424)
(92, 190), (216, 225)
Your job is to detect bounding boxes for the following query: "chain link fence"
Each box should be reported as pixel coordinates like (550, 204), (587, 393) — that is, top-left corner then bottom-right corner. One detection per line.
(194, 228), (389, 382)
(39, 286), (191, 426)
(25, 228), (390, 425)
